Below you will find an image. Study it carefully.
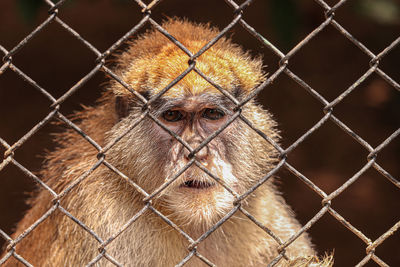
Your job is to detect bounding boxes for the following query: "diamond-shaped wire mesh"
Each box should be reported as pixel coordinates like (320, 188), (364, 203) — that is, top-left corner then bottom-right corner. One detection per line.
(1, 0), (399, 266)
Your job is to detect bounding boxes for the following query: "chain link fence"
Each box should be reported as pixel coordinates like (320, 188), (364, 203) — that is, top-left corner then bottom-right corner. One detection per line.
(1, 0), (399, 266)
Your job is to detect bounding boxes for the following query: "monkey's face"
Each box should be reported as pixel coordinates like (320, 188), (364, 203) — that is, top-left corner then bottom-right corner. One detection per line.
(109, 85), (278, 233)
(110, 89), (278, 234)
(152, 93), (242, 229)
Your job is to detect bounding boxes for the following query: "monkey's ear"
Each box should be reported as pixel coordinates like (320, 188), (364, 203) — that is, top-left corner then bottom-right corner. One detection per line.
(115, 96), (130, 120)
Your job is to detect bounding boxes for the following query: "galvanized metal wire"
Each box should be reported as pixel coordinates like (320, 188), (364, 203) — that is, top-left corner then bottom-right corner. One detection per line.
(1, 0), (399, 266)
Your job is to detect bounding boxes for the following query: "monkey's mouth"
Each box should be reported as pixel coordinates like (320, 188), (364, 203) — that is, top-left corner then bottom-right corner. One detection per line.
(180, 180), (216, 190)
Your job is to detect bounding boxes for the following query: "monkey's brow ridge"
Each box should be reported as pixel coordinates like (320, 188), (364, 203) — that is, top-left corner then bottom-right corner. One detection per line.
(150, 94), (235, 114)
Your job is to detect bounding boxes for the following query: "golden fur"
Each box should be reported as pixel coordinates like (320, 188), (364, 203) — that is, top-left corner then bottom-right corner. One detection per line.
(2, 20), (332, 266)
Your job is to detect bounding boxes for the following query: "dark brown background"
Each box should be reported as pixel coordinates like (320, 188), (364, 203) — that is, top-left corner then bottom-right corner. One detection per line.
(1, 0), (399, 266)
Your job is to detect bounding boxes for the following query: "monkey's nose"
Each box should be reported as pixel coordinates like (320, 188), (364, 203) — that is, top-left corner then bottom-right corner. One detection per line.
(185, 145), (209, 162)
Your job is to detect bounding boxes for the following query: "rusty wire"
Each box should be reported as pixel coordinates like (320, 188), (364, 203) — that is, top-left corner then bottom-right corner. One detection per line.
(0, 0), (399, 266)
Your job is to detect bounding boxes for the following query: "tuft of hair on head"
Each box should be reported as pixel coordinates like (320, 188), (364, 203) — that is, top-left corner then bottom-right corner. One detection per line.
(110, 18), (266, 99)
(286, 253), (334, 267)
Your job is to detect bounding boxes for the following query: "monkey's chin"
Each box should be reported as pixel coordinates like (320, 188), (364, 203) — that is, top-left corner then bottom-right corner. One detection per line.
(159, 164), (238, 230)
(164, 184), (234, 231)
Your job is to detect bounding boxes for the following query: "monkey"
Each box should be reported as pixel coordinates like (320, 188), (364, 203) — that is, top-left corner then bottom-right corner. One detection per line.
(1, 20), (333, 266)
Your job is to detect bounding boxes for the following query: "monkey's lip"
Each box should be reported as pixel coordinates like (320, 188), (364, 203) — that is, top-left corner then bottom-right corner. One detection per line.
(179, 180), (216, 190)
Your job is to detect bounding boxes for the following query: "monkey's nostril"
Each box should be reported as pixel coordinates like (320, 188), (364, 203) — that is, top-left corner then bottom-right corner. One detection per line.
(184, 148), (208, 161)
(186, 152), (195, 159)
(186, 146), (208, 161)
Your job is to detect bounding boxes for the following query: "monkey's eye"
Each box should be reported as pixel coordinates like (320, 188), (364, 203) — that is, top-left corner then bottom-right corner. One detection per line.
(202, 108), (225, 120)
(162, 110), (184, 122)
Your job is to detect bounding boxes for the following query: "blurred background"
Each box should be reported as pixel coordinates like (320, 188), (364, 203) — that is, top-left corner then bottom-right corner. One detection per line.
(0, 0), (399, 266)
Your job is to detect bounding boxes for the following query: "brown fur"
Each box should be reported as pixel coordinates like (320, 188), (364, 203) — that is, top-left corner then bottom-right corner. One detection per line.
(2, 20), (332, 266)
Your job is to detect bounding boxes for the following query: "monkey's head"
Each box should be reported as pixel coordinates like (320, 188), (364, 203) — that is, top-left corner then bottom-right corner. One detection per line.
(106, 20), (279, 231)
